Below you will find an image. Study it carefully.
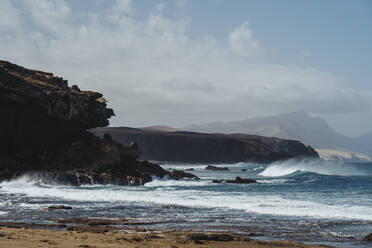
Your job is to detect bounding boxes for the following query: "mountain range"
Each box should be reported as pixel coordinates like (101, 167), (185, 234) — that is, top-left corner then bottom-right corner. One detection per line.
(145, 111), (371, 160)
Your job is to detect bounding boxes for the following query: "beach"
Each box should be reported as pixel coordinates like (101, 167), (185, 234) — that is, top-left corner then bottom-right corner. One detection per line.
(0, 225), (335, 248)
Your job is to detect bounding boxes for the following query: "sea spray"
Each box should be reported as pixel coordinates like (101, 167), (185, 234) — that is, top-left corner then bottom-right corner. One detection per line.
(259, 159), (371, 177)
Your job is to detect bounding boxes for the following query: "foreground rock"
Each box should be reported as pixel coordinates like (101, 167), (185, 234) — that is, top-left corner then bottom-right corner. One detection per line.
(0, 61), (172, 185)
(92, 127), (319, 164)
(212, 177), (257, 184)
(205, 165), (229, 171)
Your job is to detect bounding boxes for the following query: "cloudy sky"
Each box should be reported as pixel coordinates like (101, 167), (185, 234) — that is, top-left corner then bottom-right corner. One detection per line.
(1, 0), (371, 137)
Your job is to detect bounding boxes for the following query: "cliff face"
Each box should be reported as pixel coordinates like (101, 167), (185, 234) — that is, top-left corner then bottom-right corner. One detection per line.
(0, 61), (168, 184)
(92, 127), (319, 164)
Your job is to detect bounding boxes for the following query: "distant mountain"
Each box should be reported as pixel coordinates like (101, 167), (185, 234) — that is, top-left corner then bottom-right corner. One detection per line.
(182, 111), (372, 158)
(355, 131), (372, 152)
(316, 149), (371, 162)
(140, 125), (179, 132)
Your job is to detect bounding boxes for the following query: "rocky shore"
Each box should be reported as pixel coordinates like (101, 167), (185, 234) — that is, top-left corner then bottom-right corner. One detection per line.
(0, 61), (182, 185)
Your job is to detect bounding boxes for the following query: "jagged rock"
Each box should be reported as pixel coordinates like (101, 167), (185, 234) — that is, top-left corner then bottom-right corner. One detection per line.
(205, 165), (229, 171)
(212, 177), (256, 184)
(0, 61), (185, 185)
(169, 170), (199, 180)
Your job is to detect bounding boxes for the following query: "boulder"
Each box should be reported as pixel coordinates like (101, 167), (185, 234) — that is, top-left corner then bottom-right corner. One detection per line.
(169, 170), (199, 180)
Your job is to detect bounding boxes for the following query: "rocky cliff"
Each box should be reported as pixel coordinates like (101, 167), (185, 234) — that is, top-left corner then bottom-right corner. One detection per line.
(92, 127), (319, 164)
(0, 61), (169, 185)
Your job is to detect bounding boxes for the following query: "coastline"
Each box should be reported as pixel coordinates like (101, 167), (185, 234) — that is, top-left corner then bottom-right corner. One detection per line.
(0, 224), (335, 248)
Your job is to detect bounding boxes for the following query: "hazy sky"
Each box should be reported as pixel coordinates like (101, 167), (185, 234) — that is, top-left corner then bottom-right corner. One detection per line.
(1, 0), (371, 137)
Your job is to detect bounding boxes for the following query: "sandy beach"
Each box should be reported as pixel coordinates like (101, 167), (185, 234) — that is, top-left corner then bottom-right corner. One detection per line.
(0, 225), (335, 248)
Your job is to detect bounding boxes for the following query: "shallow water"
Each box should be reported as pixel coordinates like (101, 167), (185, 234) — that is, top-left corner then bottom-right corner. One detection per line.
(1, 159), (372, 247)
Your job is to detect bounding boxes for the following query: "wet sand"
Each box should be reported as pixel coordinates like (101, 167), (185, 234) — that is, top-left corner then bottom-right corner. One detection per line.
(0, 225), (335, 248)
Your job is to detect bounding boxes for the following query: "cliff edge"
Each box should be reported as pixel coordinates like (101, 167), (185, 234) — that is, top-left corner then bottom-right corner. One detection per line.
(0, 61), (168, 184)
(92, 127), (319, 164)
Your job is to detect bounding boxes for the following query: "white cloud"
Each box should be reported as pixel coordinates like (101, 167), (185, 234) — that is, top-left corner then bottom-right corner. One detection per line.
(228, 21), (263, 59)
(0, 0), (370, 128)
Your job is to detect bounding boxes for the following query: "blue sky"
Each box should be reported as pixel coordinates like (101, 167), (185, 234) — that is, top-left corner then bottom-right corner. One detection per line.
(1, 0), (371, 136)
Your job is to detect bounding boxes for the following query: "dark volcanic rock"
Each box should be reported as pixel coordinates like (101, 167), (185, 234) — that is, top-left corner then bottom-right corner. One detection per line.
(212, 177), (256, 184)
(205, 165), (229, 171)
(46, 205), (72, 211)
(363, 233), (372, 242)
(0, 61), (173, 185)
(169, 170), (199, 180)
(91, 127), (319, 164)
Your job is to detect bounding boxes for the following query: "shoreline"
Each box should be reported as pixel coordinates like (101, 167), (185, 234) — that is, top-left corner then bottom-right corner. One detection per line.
(0, 224), (335, 248)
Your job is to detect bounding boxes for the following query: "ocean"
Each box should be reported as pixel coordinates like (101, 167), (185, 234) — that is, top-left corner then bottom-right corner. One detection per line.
(1, 159), (371, 247)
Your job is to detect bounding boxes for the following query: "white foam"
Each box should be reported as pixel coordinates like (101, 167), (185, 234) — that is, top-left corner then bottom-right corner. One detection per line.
(0, 211), (7, 216)
(161, 162), (255, 171)
(259, 159), (369, 177)
(145, 179), (210, 187)
(1, 176), (372, 221)
(257, 179), (290, 184)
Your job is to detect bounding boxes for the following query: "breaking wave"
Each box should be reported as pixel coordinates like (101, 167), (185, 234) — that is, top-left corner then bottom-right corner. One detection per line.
(259, 159), (372, 177)
(1, 176), (372, 220)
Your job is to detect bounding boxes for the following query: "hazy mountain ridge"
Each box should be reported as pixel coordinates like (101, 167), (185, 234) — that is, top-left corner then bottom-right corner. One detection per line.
(181, 111), (371, 158)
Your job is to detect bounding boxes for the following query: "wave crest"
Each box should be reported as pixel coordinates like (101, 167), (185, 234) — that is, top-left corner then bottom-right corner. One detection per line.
(259, 159), (371, 177)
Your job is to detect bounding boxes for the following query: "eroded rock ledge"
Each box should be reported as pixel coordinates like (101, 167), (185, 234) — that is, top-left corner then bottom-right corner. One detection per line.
(0, 61), (171, 185)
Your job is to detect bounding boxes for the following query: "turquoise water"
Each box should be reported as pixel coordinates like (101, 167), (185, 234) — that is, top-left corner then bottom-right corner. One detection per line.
(0, 159), (372, 247)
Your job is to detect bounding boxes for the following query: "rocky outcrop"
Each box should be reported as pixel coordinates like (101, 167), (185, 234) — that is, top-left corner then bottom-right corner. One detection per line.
(0, 61), (172, 185)
(92, 127), (319, 164)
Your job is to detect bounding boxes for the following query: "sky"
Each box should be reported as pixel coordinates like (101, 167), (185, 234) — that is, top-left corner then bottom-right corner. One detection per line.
(1, 0), (371, 137)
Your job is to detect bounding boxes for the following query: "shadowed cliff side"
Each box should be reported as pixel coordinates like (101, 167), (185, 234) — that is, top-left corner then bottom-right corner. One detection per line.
(0, 61), (169, 184)
(91, 127), (319, 164)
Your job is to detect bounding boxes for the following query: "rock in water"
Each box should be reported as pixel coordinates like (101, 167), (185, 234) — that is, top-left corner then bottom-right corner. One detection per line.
(205, 165), (229, 171)
(0, 61), (171, 185)
(212, 177), (256, 184)
(225, 177), (256, 184)
(363, 233), (372, 241)
(46, 205), (72, 211)
(169, 170), (199, 180)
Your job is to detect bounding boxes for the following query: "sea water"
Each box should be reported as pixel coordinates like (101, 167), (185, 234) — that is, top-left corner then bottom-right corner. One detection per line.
(0, 159), (371, 247)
